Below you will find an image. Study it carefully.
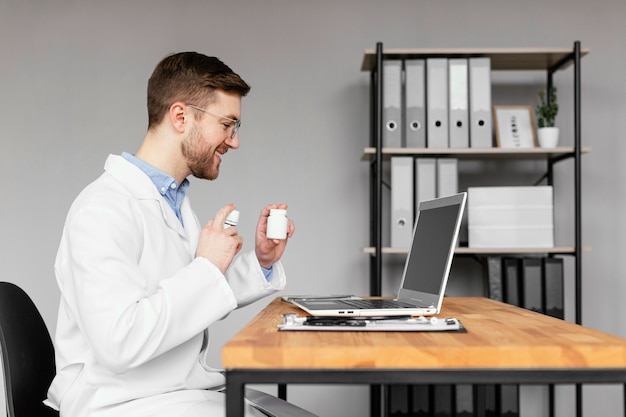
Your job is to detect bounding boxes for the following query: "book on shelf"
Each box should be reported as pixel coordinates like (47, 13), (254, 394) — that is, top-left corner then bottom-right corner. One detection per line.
(387, 384), (409, 417)
(543, 257), (565, 319)
(387, 382), (518, 416)
(486, 256), (564, 320)
(500, 384), (520, 417)
(426, 58), (449, 148)
(502, 257), (521, 307)
(448, 58), (469, 148)
(411, 385), (430, 417)
(392, 156), (459, 249)
(383, 60), (402, 148)
(374, 55), (501, 150)
(484, 256), (503, 302)
(405, 59), (426, 148)
(521, 257), (544, 314)
(455, 385), (474, 417)
(436, 158), (458, 198)
(391, 157), (414, 248)
(474, 384), (497, 417)
(414, 158), (436, 209)
(468, 57), (493, 148)
(432, 385), (453, 417)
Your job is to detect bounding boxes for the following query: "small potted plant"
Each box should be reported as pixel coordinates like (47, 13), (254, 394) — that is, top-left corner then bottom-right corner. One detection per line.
(535, 86), (559, 148)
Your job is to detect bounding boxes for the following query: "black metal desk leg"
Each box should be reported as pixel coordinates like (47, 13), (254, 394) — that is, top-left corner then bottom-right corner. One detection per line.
(226, 370), (246, 417)
(370, 384), (381, 417)
(278, 383), (287, 400)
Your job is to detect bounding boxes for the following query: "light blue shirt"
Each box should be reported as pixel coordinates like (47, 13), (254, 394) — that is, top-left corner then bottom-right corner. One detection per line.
(122, 152), (189, 225)
(121, 152), (272, 280)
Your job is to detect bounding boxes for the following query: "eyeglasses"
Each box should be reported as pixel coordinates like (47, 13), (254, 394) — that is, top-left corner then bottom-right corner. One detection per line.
(187, 104), (241, 139)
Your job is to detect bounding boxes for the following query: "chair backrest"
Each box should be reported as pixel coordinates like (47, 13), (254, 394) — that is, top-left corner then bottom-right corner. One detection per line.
(0, 282), (59, 417)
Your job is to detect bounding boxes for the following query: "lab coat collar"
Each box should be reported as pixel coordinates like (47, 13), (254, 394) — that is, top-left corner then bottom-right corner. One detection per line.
(103, 154), (195, 239)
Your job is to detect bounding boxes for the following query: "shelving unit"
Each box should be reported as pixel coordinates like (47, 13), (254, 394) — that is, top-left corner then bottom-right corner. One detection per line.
(363, 41), (589, 417)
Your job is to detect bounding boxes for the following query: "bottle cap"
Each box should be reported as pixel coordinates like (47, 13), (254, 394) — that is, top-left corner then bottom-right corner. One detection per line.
(225, 210), (239, 226)
(269, 209), (287, 216)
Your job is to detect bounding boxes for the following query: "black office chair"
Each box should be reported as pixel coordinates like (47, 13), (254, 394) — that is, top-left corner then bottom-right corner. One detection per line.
(0, 282), (58, 417)
(0, 282), (316, 417)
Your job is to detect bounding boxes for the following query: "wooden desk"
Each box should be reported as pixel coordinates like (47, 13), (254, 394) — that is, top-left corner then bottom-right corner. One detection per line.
(223, 297), (626, 416)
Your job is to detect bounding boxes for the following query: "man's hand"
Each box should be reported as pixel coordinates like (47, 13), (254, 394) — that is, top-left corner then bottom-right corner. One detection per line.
(196, 205), (243, 273)
(255, 204), (294, 269)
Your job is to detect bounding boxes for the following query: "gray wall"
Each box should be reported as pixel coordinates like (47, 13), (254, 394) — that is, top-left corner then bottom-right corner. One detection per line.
(1, 1), (625, 416)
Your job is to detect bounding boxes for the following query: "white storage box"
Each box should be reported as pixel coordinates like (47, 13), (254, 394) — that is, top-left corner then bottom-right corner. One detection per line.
(468, 186), (553, 207)
(468, 186), (554, 248)
(468, 206), (553, 227)
(469, 225), (554, 248)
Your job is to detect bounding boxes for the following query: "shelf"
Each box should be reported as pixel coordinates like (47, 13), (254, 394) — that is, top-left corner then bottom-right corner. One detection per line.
(362, 146), (591, 161)
(361, 46), (590, 72)
(364, 42), (587, 417)
(363, 246), (592, 255)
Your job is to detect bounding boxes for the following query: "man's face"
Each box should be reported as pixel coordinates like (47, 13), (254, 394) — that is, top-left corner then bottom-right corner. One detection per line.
(182, 90), (241, 181)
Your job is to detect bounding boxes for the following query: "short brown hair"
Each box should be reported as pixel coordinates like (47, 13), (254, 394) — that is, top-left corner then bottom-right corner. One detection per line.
(146, 52), (251, 129)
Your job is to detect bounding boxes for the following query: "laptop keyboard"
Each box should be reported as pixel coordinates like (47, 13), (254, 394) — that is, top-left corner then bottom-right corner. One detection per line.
(341, 299), (417, 309)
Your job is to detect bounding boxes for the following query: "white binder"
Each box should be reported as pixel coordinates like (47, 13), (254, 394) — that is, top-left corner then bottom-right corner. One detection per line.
(404, 59), (426, 148)
(414, 158), (436, 210)
(391, 157), (414, 248)
(383, 60), (402, 148)
(436, 158), (458, 198)
(469, 57), (493, 148)
(426, 58), (449, 148)
(448, 59), (469, 148)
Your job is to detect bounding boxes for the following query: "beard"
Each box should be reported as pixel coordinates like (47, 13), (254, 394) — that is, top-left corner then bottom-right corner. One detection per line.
(181, 124), (220, 181)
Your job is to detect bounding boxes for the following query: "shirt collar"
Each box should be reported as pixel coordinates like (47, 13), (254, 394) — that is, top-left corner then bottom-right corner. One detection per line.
(121, 152), (189, 196)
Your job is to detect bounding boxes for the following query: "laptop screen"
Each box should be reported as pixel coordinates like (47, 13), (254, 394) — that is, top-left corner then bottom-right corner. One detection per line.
(398, 193), (465, 305)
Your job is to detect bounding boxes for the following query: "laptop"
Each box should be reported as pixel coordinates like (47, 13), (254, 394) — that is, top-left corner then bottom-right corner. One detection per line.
(291, 192), (467, 317)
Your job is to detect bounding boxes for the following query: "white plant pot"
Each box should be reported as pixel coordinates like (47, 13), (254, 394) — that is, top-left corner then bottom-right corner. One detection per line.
(537, 127), (559, 148)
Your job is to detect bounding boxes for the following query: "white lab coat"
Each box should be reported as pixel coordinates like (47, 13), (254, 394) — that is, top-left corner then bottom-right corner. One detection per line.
(46, 155), (286, 417)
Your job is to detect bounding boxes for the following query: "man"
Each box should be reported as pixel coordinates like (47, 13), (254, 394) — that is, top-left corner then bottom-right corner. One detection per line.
(46, 52), (294, 416)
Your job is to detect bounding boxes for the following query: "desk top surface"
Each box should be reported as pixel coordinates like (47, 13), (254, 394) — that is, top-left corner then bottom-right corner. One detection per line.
(222, 297), (626, 370)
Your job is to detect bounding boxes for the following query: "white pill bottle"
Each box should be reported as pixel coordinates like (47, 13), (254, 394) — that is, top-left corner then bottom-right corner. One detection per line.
(266, 209), (288, 240)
